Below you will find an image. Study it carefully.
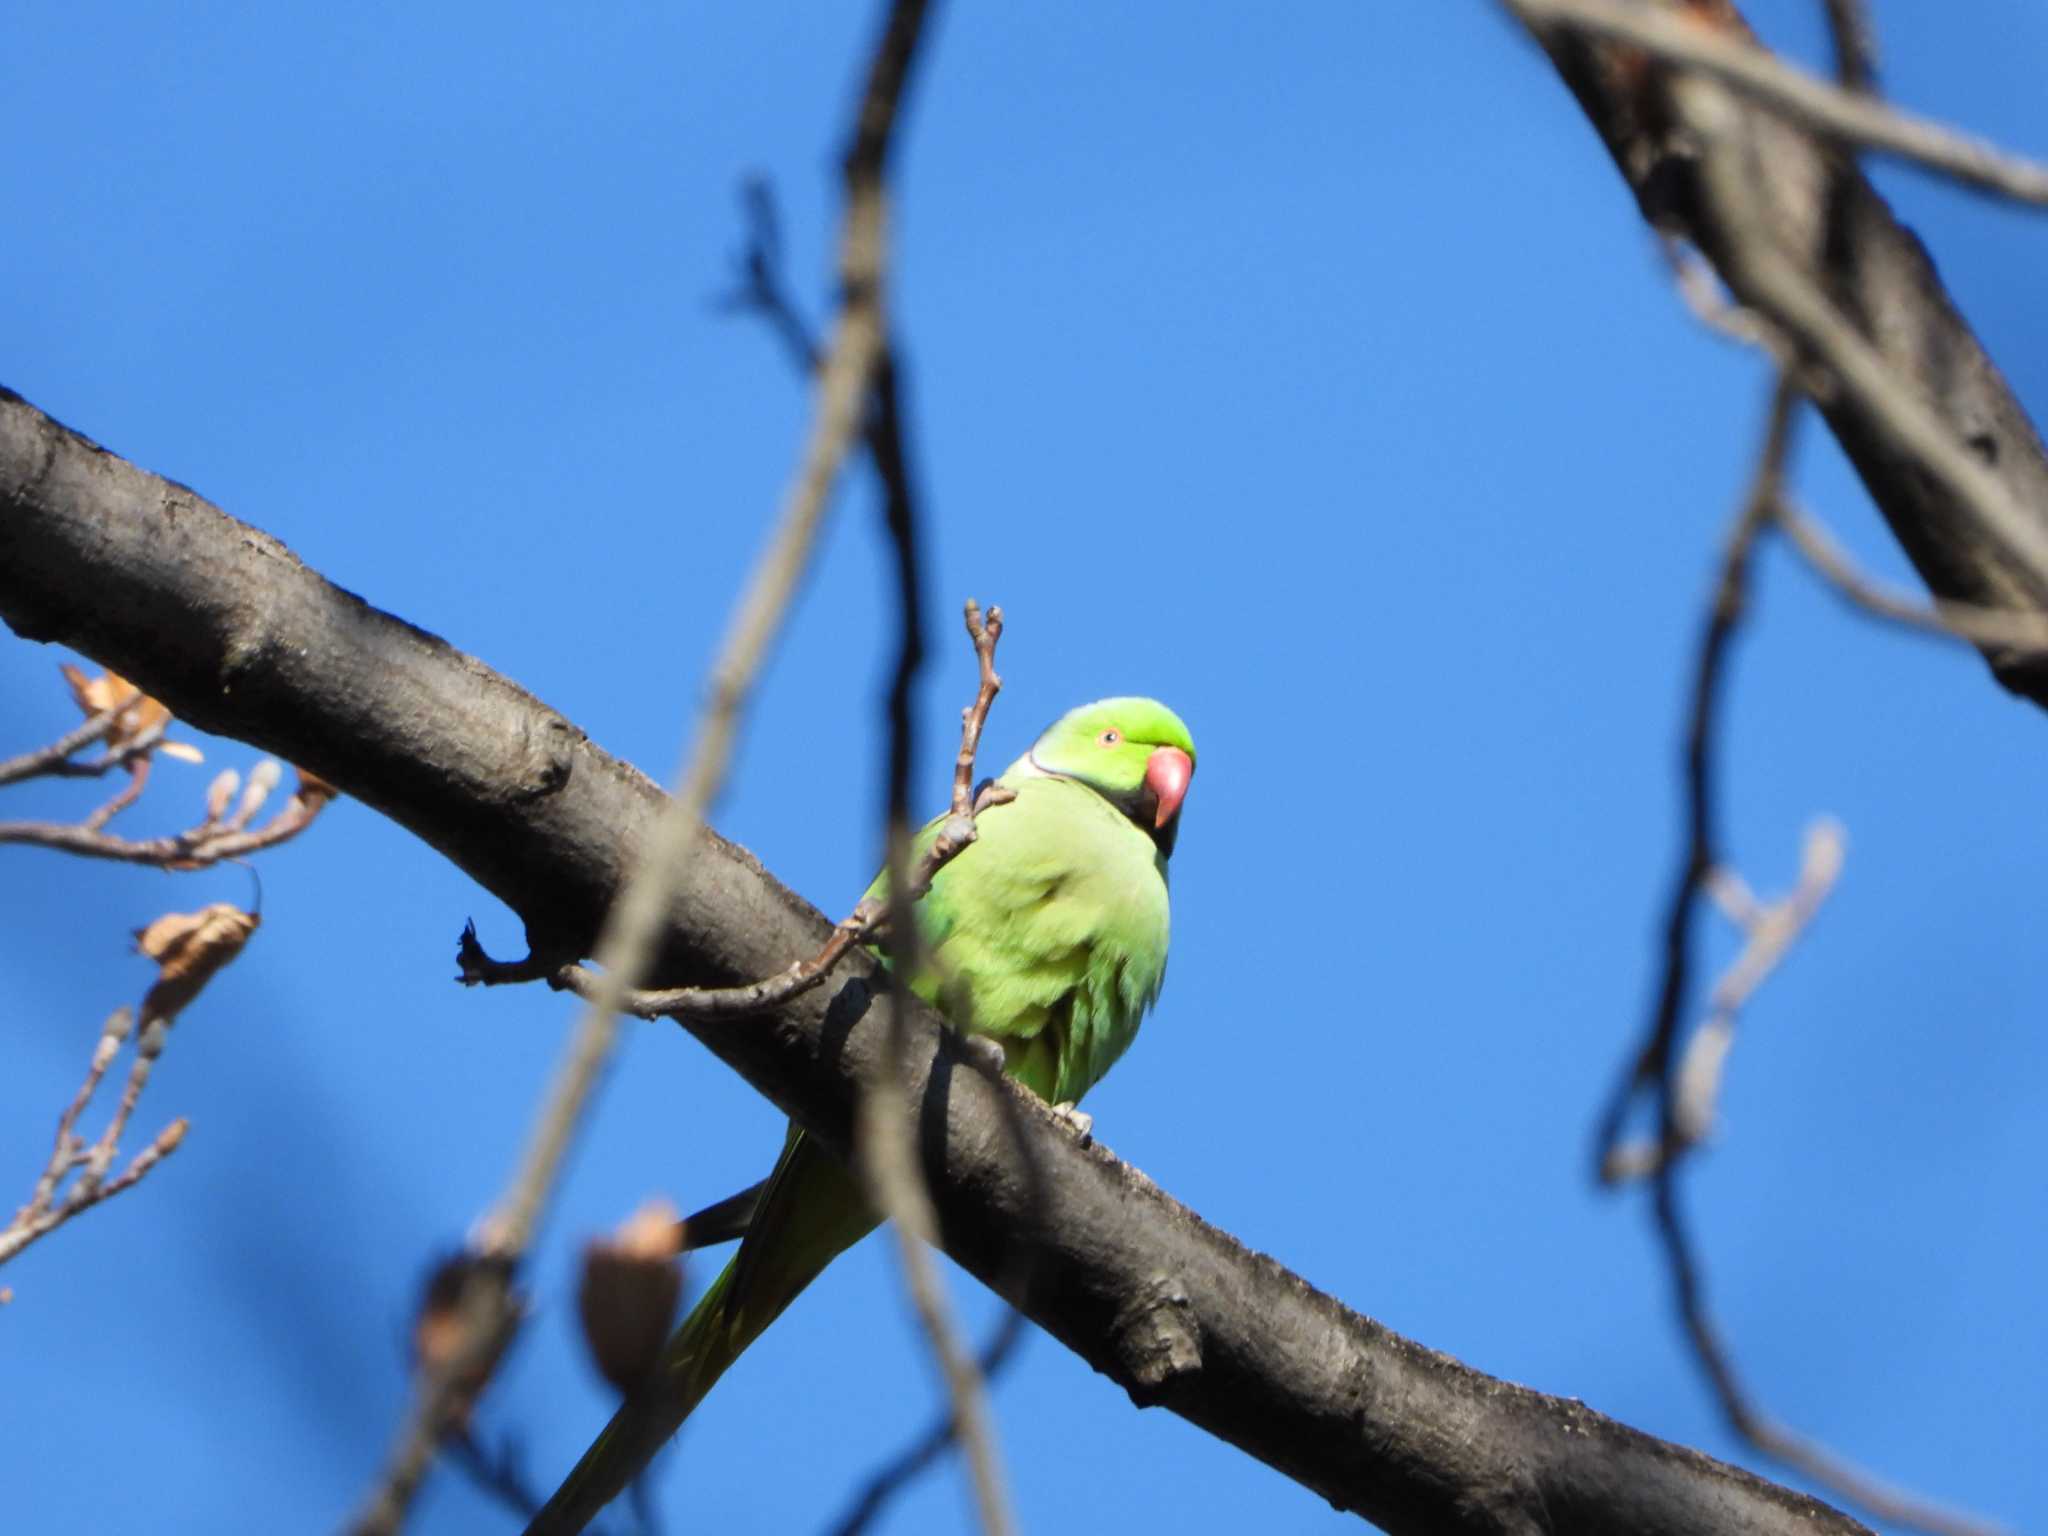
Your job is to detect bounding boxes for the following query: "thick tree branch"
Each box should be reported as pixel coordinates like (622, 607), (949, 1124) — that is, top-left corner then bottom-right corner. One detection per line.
(1508, 0), (2048, 204)
(0, 387), (1875, 1535)
(1510, 0), (2048, 708)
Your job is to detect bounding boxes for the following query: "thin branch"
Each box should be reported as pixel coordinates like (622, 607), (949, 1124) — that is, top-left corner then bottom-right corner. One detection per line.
(859, 1018), (1012, 1536)
(1819, 0), (1878, 94)
(444, 1434), (550, 1526)
(718, 178), (824, 375)
(823, 1310), (1029, 1536)
(1594, 376), (1799, 1187)
(23, 1009), (131, 1219)
(1588, 380), (2004, 1536)
(946, 605), (1008, 827)
(0, 689), (145, 786)
(863, 345), (1015, 1536)
(351, 325), (876, 1529)
(357, 5), (939, 1531)
(1658, 234), (1775, 354)
(76, 1019), (170, 1197)
(1, 1010), (188, 1268)
(1507, 0), (2048, 205)
(1672, 71), (2048, 593)
(79, 753), (153, 831)
(0, 768), (332, 867)
(1652, 1166), (2005, 1536)
(1673, 820), (1841, 1144)
(1773, 497), (2048, 653)
(496, 597), (1019, 1535)
(1514, 0), (2048, 715)
(1605, 818), (1845, 1181)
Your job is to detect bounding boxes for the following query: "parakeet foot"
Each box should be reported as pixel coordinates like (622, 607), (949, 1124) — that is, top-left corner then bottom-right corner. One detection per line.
(1050, 1101), (1094, 1145)
(958, 1031), (1009, 1076)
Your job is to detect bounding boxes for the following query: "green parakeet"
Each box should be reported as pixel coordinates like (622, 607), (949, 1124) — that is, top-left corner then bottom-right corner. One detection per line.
(528, 697), (1196, 1534)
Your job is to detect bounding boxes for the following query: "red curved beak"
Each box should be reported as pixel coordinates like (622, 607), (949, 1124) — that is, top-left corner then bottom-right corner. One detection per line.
(1145, 746), (1193, 829)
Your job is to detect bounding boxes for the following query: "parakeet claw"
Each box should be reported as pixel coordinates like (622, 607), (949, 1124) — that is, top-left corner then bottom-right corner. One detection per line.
(958, 1032), (1009, 1075)
(973, 781), (1018, 814)
(1051, 1102), (1094, 1144)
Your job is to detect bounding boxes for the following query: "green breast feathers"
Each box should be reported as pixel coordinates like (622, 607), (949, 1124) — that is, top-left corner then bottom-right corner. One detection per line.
(886, 695), (1195, 1105)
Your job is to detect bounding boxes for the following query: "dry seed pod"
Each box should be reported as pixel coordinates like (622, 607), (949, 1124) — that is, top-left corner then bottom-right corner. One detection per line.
(576, 1200), (686, 1396)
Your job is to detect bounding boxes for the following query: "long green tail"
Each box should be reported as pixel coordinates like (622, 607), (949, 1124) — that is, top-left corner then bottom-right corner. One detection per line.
(525, 1129), (878, 1535)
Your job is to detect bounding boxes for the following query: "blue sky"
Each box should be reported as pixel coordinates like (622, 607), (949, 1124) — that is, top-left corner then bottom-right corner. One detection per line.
(4, 3), (2044, 1532)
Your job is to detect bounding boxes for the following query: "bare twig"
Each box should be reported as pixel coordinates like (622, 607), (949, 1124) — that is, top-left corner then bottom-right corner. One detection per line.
(1652, 1164), (2005, 1536)
(444, 1433), (550, 1526)
(1594, 376), (1799, 1186)
(1774, 498), (2048, 653)
(358, 5), (941, 1531)
(0, 765), (334, 867)
(442, 1432), (649, 1536)
(4, 901), (256, 1274)
(352, 320), (878, 1533)
(1604, 818), (1845, 1181)
(1507, 0), (2048, 205)
(859, 1006), (1013, 1536)
(1672, 71), (2048, 593)
(719, 178), (824, 375)
(0, 670), (194, 842)
(79, 754), (154, 831)
(493, 596), (1016, 1534)
(1591, 379), (2004, 1536)
(1, 1009), (188, 1268)
(947, 606), (1010, 824)
(0, 689), (148, 787)
(823, 1310), (1029, 1536)
(1658, 235), (1774, 353)
(1819, 0), (1878, 94)
(23, 1010), (131, 1217)
(862, 341), (1014, 1536)
(1677, 822), (1842, 1140)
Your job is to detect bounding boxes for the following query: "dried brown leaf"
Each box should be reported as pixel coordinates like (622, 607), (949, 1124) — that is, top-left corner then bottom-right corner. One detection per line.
(135, 903), (260, 1023)
(59, 663), (200, 763)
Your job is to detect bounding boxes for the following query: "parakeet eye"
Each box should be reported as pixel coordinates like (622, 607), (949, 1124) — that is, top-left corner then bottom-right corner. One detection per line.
(1098, 729), (1120, 746)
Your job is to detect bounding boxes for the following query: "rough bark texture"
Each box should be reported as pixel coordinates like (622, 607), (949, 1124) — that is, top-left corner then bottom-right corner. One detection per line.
(1525, 16), (2048, 707)
(0, 386), (1867, 1534)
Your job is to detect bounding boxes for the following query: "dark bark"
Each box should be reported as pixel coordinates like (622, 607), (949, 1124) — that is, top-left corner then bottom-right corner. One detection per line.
(0, 386), (1868, 1534)
(1522, 16), (2048, 707)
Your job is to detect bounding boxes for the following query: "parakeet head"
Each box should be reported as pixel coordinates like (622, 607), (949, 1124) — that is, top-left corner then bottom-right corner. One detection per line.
(1026, 697), (1196, 857)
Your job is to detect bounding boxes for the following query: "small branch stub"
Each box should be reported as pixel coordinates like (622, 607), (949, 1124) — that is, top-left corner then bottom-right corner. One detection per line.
(1114, 1277), (1204, 1407)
